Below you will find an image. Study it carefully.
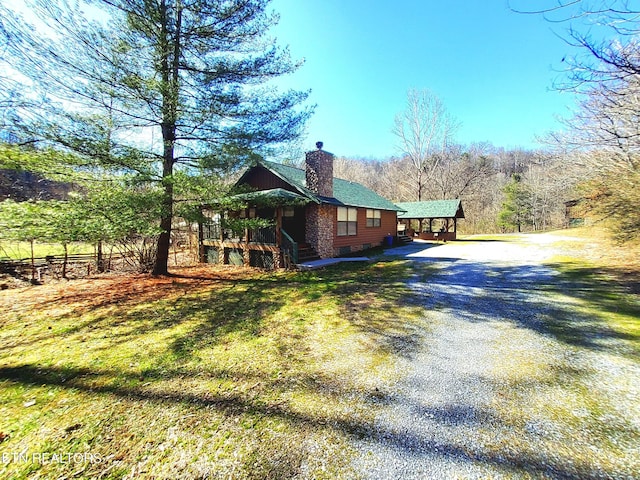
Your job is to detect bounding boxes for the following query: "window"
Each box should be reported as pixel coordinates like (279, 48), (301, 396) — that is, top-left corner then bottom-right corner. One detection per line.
(366, 209), (381, 227)
(337, 207), (357, 236)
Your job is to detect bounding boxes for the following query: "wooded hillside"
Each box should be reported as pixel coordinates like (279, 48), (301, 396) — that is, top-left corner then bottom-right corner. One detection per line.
(0, 169), (73, 201)
(325, 144), (573, 234)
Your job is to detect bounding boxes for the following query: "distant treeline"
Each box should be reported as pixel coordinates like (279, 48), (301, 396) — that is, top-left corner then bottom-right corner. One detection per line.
(0, 169), (74, 201)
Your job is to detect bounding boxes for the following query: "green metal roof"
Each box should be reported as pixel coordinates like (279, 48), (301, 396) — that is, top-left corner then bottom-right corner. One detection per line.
(396, 200), (464, 219)
(232, 188), (309, 206)
(257, 160), (404, 211)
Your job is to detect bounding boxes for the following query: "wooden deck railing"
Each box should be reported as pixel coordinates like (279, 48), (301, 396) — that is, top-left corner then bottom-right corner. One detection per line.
(202, 222), (221, 241)
(280, 229), (298, 265)
(202, 223), (278, 245)
(249, 226), (276, 244)
(200, 223), (298, 267)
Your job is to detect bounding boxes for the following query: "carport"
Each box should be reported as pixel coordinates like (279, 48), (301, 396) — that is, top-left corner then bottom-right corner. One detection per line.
(395, 199), (465, 241)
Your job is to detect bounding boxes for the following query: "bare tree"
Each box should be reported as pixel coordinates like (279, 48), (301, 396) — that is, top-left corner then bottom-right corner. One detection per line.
(523, 153), (571, 231)
(509, 1), (640, 89)
(513, 1), (640, 239)
(553, 72), (640, 172)
(562, 72), (640, 239)
(392, 89), (459, 200)
(430, 143), (494, 200)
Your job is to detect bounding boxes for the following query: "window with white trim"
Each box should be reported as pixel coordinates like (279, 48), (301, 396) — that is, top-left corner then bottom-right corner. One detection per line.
(337, 207), (357, 236)
(366, 209), (381, 227)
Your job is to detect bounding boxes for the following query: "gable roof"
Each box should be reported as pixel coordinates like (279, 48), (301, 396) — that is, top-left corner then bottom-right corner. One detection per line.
(241, 160), (404, 212)
(396, 200), (465, 219)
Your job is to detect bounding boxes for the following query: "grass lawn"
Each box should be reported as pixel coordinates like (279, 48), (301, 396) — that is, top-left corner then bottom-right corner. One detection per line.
(1, 227), (637, 479)
(0, 260), (425, 479)
(0, 241), (95, 260)
(486, 227), (640, 478)
(544, 226), (640, 351)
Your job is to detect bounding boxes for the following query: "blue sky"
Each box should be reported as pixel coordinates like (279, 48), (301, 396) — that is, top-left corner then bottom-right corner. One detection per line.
(270, 0), (578, 158)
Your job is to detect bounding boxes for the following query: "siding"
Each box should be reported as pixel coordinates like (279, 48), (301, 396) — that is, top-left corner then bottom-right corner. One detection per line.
(242, 165), (298, 192)
(333, 208), (397, 251)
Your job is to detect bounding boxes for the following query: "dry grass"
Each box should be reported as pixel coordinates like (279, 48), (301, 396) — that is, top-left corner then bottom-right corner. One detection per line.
(544, 226), (640, 345)
(0, 261), (424, 479)
(484, 227), (640, 478)
(546, 225), (640, 291)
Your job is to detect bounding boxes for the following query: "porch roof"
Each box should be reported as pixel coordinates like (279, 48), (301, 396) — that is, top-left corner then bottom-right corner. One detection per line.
(232, 188), (310, 206)
(255, 160), (404, 212)
(396, 200), (465, 219)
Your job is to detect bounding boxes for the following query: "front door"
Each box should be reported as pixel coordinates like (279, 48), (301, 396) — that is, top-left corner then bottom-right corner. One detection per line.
(282, 206), (306, 243)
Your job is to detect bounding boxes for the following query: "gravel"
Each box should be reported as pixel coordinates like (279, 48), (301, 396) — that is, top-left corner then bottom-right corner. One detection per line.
(351, 235), (640, 479)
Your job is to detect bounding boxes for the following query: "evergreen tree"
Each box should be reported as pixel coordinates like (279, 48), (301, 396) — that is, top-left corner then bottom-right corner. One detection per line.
(0, 0), (312, 274)
(497, 174), (532, 233)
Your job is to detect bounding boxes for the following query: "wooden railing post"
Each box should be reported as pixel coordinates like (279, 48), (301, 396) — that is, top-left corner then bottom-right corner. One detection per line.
(281, 229), (298, 266)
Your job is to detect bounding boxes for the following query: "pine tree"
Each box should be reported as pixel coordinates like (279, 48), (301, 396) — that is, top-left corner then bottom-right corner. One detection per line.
(497, 174), (532, 233)
(0, 0), (312, 274)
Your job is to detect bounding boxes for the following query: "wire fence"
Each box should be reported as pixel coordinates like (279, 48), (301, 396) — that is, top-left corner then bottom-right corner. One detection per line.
(0, 223), (200, 286)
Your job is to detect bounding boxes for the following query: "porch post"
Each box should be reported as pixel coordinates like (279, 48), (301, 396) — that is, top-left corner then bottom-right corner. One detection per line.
(275, 207), (283, 268)
(198, 219), (205, 263)
(276, 207), (283, 245)
(243, 226), (250, 266)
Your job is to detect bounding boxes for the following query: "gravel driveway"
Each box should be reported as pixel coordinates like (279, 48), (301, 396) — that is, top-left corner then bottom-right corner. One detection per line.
(352, 235), (639, 479)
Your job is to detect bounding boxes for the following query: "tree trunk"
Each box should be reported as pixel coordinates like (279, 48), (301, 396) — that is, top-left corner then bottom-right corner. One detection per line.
(153, 174), (173, 276)
(96, 240), (104, 273)
(152, 0), (181, 276)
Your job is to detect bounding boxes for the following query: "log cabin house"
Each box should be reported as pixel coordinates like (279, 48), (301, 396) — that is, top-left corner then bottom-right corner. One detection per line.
(199, 143), (404, 268)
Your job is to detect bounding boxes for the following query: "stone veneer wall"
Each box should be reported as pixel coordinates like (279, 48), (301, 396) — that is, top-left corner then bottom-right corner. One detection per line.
(305, 204), (334, 259)
(305, 149), (334, 198)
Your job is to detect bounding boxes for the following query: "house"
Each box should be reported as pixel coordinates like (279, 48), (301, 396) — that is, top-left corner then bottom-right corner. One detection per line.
(396, 199), (465, 241)
(199, 143), (404, 268)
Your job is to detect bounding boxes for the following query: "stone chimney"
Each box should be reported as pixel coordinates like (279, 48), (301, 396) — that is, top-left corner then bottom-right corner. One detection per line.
(305, 141), (334, 197)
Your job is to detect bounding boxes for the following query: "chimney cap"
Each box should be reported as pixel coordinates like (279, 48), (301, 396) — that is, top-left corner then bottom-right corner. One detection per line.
(315, 141), (323, 150)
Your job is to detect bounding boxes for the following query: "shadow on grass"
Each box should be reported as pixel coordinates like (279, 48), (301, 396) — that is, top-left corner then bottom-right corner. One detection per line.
(0, 361), (623, 480)
(162, 261), (428, 363)
(408, 257), (640, 360)
(2, 274), (287, 356)
(3, 261), (424, 366)
(1, 260), (429, 477)
(2, 258), (636, 478)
